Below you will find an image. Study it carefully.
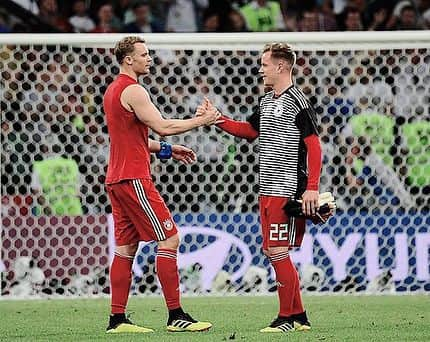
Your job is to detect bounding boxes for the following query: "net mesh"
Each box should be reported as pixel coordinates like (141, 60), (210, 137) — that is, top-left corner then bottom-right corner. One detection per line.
(1, 40), (429, 297)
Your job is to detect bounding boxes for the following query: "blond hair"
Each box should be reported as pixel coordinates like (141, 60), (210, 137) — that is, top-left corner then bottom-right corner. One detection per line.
(263, 42), (296, 66)
(114, 36), (145, 64)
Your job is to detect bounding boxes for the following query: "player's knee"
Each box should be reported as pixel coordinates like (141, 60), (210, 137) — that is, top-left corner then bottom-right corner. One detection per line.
(115, 243), (138, 258)
(158, 233), (180, 250)
(266, 246), (289, 257)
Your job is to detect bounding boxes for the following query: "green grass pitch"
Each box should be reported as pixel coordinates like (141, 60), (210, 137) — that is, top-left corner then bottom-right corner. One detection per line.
(0, 295), (429, 341)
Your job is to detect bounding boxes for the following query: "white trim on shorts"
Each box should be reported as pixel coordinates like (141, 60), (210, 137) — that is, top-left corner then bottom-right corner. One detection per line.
(132, 179), (166, 241)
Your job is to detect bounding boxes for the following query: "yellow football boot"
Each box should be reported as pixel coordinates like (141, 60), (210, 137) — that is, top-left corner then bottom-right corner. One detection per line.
(260, 316), (295, 333)
(292, 311), (311, 331)
(106, 314), (154, 334)
(167, 311), (212, 332)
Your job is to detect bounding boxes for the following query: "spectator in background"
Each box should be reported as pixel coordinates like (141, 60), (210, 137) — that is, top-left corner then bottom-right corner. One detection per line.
(385, 0), (412, 29)
(226, 9), (249, 32)
(297, 0), (337, 31)
(347, 0), (373, 28)
(367, 5), (390, 31)
(166, 0), (209, 32)
(240, 0), (286, 31)
(202, 12), (219, 32)
(124, 1), (164, 33)
(418, 0), (430, 28)
(69, 0), (95, 33)
(31, 157), (83, 216)
(203, 0), (233, 32)
(39, 0), (72, 32)
(0, 13), (11, 33)
(91, 3), (122, 33)
(146, 0), (171, 28)
(331, 0), (348, 15)
(395, 4), (423, 29)
(340, 6), (364, 30)
(11, 0), (39, 15)
(114, 0), (135, 25)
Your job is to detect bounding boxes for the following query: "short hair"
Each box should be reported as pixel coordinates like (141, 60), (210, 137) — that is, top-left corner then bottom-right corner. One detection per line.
(263, 42), (296, 66)
(344, 6), (360, 15)
(133, 1), (149, 11)
(401, 5), (415, 14)
(114, 36), (145, 64)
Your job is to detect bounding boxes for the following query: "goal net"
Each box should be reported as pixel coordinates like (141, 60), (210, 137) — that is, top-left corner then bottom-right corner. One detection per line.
(1, 32), (429, 297)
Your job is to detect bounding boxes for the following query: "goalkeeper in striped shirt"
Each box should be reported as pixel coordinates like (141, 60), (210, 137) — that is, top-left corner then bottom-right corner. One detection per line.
(208, 43), (324, 333)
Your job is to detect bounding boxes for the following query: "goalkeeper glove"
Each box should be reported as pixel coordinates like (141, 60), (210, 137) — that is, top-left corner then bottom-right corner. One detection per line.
(284, 192), (336, 224)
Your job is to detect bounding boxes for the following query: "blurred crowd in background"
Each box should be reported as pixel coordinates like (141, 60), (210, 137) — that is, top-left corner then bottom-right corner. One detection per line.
(1, 0), (430, 33)
(2, 44), (429, 215)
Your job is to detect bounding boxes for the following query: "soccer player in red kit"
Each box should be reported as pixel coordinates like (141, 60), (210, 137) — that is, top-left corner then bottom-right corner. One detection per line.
(103, 36), (219, 333)
(210, 43), (322, 333)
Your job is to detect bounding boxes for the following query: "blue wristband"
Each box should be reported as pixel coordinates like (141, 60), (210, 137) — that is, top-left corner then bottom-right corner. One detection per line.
(156, 141), (172, 160)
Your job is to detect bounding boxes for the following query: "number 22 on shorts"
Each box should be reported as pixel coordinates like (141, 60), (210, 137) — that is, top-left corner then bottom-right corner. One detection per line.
(269, 223), (289, 241)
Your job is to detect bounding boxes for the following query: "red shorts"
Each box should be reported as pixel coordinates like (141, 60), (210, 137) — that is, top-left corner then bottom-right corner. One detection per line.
(259, 195), (306, 251)
(106, 178), (178, 245)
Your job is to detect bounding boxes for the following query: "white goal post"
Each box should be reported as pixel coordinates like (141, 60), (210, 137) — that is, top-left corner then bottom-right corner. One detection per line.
(1, 31), (430, 49)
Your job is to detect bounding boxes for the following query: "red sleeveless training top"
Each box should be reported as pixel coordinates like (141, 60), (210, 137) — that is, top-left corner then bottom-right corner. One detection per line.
(103, 74), (151, 184)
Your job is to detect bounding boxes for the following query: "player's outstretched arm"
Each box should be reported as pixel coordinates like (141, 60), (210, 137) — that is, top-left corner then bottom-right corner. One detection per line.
(123, 85), (219, 136)
(205, 100), (259, 142)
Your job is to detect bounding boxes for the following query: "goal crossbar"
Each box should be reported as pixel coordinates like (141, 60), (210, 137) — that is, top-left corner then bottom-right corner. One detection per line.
(0, 31), (429, 50)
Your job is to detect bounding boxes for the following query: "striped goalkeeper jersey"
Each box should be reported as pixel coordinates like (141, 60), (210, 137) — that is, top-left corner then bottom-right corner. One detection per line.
(247, 85), (319, 198)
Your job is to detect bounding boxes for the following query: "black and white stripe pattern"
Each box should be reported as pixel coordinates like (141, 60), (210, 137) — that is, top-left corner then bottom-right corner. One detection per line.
(171, 320), (193, 329)
(132, 179), (166, 241)
(258, 86), (311, 197)
(289, 217), (296, 245)
(276, 322), (294, 332)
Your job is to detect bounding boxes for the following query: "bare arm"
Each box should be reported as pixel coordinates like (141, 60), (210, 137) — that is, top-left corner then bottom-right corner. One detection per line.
(122, 85), (218, 136)
(204, 100), (259, 141)
(148, 139), (161, 153)
(148, 138), (196, 164)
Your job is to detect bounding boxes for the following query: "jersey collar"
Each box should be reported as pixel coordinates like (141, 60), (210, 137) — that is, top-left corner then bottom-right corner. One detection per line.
(272, 84), (294, 99)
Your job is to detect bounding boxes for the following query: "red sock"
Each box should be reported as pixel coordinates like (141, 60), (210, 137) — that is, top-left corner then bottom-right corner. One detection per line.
(110, 253), (134, 314)
(292, 273), (305, 315)
(156, 248), (181, 310)
(269, 250), (298, 317)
